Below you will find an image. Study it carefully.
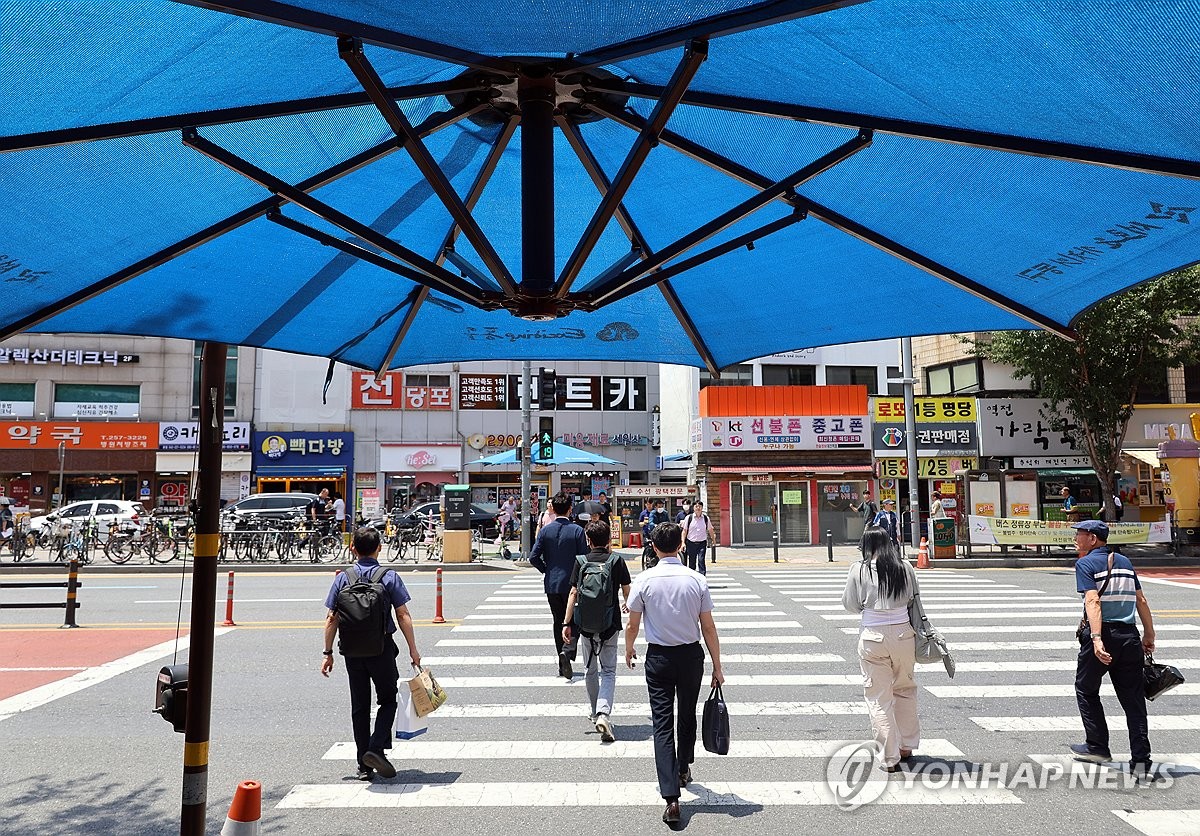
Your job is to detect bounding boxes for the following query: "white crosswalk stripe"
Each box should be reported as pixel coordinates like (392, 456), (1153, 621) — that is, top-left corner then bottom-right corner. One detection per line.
(971, 715), (1200, 731)
(421, 653), (846, 666)
(1112, 810), (1200, 835)
(928, 684), (1200, 698)
(436, 635), (824, 647)
(430, 701), (868, 718)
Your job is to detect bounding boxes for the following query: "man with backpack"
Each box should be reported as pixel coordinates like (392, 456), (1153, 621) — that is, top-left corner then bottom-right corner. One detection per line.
(681, 500), (717, 576)
(562, 520), (631, 743)
(321, 527), (422, 781)
(530, 492), (590, 679)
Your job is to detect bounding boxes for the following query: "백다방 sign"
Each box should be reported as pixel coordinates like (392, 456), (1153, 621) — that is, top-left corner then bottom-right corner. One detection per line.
(969, 516), (1171, 545)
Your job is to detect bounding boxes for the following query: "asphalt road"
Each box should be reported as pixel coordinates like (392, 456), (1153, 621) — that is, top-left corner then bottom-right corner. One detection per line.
(2, 562), (1198, 835)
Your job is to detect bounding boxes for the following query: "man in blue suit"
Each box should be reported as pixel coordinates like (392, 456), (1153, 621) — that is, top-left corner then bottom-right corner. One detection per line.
(872, 498), (900, 545)
(530, 492), (590, 679)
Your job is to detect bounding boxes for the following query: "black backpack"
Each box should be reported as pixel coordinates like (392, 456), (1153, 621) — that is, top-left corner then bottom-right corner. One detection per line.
(335, 565), (391, 657)
(574, 553), (619, 636)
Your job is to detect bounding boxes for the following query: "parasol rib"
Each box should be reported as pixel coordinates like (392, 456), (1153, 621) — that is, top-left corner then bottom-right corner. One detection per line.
(554, 40), (707, 298)
(339, 37), (517, 294)
(0, 104), (480, 341)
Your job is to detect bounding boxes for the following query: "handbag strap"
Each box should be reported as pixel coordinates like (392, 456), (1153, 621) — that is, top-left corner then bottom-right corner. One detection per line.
(1093, 552), (1116, 601)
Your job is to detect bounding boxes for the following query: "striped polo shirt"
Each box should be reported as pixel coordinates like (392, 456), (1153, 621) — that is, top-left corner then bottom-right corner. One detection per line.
(1075, 548), (1141, 624)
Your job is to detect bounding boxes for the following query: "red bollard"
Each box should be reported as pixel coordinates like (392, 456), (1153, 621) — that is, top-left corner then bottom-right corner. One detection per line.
(222, 571), (237, 627)
(432, 566), (446, 624)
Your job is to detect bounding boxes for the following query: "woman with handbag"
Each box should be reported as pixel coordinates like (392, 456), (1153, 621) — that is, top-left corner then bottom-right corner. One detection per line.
(841, 525), (921, 772)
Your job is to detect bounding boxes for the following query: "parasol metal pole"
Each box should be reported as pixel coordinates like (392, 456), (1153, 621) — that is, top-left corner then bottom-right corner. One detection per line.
(520, 361), (533, 560)
(901, 337), (921, 553)
(180, 341), (225, 836)
(517, 73), (556, 298)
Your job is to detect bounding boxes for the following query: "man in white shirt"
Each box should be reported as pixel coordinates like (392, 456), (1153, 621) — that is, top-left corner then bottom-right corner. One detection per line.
(681, 500), (716, 576)
(625, 522), (725, 824)
(332, 491), (347, 533)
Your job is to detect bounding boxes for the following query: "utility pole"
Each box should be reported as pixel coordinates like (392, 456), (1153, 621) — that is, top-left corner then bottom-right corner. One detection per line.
(901, 337), (921, 552)
(56, 441), (65, 510)
(520, 360), (532, 560)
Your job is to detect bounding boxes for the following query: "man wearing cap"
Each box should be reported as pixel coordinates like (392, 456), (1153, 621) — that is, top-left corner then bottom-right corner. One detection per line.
(871, 499), (900, 545)
(1070, 519), (1157, 779)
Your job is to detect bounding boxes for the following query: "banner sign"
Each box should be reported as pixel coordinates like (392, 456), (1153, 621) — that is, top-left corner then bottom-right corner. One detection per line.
(968, 515), (1171, 545)
(1013, 456), (1092, 469)
(614, 485), (695, 498)
(699, 415), (867, 451)
(873, 397), (976, 422)
(877, 458), (977, 479)
(252, 431), (352, 465)
(158, 421), (251, 451)
(0, 421), (157, 449)
(351, 372), (452, 410)
(977, 399), (1083, 456)
(871, 422), (978, 456)
(0, 348), (138, 365)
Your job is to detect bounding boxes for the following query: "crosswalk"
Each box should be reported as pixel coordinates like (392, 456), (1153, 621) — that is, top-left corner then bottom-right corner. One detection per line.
(277, 566), (1199, 830)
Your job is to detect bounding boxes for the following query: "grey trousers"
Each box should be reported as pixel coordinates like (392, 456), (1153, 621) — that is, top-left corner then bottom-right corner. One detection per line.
(581, 630), (620, 717)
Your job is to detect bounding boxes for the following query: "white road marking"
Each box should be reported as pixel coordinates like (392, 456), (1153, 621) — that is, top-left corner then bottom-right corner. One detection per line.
(436, 674), (859, 688)
(807, 602), (1077, 611)
(872, 624), (1200, 635)
(822, 611), (1083, 621)
(947, 639), (1200, 651)
(429, 701), (867, 717)
(927, 684), (1200, 698)
(277, 781), (1019, 808)
(435, 635), (822, 647)
(1113, 810), (1200, 835)
(0, 629), (234, 722)
(419, 653), (846, 666)
(971, 715), (1200, 731)
(322, 738), (965, 760)
(451, 621), (802, 632)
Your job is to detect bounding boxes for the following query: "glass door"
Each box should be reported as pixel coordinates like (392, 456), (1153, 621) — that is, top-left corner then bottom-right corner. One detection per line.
(778, 482), (811, 544)
(741, 483), (778, 543)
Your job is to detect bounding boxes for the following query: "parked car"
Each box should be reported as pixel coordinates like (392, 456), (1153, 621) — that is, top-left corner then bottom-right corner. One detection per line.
(221, 492), (321, 523)
(393, 500), (499, 537)
(29, 499), (145, 542)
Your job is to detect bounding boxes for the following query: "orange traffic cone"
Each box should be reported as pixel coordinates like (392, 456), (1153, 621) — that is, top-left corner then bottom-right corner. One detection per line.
(220, 780), (261, 836)
(916, 537), (930, 569)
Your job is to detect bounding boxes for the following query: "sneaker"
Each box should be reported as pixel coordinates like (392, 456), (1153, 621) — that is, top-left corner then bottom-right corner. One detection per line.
(1130, 761), (1157, 784)
(362, 750), (397, 779)
(1069, 743), (1112, 764)
(558, 653), (573, 680)
(595, 713), (615, 743)
(355, 767), (374, 781)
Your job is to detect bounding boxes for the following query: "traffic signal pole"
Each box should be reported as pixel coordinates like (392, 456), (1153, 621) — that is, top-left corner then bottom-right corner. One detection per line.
(520, 360), (532, 560)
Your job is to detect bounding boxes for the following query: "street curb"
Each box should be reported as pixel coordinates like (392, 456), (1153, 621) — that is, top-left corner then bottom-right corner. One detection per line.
(0, 560), (525, 575)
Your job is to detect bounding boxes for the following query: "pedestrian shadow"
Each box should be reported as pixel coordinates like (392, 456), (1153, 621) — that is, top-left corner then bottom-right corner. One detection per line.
(596, 723), (654, 741)
(1, 771), (177, 836)
(677, 783), (763, 829)
(366, 769), (463, 785)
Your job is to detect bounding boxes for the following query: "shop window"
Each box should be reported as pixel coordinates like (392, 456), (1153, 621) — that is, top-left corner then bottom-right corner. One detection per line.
(1134, 372), (1169, 404)
(886, 366), (904, 396)
(404, 373), (451, 388)
(1185, 363), (1200, 403)
(192, 344), (238, 418)
(0, 382), (35, 418)
(54, 383), (140, 419)
(760, 365), (817, 386)
(700, 364), (753, 388)
(826, 365), (879, 393)
(925, 360), (980, 395)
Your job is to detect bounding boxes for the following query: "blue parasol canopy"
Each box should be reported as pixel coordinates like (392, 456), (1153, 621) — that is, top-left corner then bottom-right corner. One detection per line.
(2, 0), (1199, 375)
(471, 441), (622, 467)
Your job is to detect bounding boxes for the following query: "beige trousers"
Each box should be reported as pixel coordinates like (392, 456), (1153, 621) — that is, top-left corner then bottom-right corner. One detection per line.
(857, 622), (921, 766)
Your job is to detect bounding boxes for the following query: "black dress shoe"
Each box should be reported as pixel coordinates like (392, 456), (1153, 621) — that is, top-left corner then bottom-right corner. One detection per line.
(679, 767), (692, 787)
(558, 653), (573, 680)
(362, 750), (397, 779)
(663, 801), (681, 823)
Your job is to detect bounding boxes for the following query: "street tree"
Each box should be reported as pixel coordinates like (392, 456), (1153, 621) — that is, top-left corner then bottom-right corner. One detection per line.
(977, 266), (1200, 521)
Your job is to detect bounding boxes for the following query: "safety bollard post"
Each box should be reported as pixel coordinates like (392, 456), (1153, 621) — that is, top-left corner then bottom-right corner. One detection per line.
(222, 571), (237, 627)
(827, 530), (834, 563)
(432, 566), (446, 624)
(61, 559), (81, 628)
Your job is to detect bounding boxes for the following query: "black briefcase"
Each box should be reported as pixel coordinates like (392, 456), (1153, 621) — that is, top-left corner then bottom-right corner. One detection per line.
(1144, 654), (1185, 701)
(702, 684), (730, 755)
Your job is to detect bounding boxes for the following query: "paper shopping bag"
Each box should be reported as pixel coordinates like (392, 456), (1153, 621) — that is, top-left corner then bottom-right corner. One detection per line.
(408, 666), (448, 718)
(396, 673), (428, 740)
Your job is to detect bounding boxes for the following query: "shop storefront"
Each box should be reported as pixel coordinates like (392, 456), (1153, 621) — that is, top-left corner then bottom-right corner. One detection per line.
(976, 399), (1099, 520)
(1118, 406), (1200, 522)
(154, 421), (252, 508)
(871, 396), (978, 535)
(612, 484), (696, 546)
(0, 420), (158, 513)
(252, 430), (353, 508)
(378, 443), (462, 510)
(692, 385), (873, 546)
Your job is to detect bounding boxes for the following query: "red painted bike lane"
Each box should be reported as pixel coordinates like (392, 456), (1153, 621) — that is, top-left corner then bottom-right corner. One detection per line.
(1138, 568), (1200, 587)
(0, 628), (189, 701)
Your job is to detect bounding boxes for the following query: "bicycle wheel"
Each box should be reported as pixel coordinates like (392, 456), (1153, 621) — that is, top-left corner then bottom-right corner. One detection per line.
(105, 536), (133, 564)
(150, 538), (179, 563)
(313, 534), (342, 563)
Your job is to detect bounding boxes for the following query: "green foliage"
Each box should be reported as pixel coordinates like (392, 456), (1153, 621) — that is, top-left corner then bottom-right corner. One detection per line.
(978, 267), (1200, 510)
